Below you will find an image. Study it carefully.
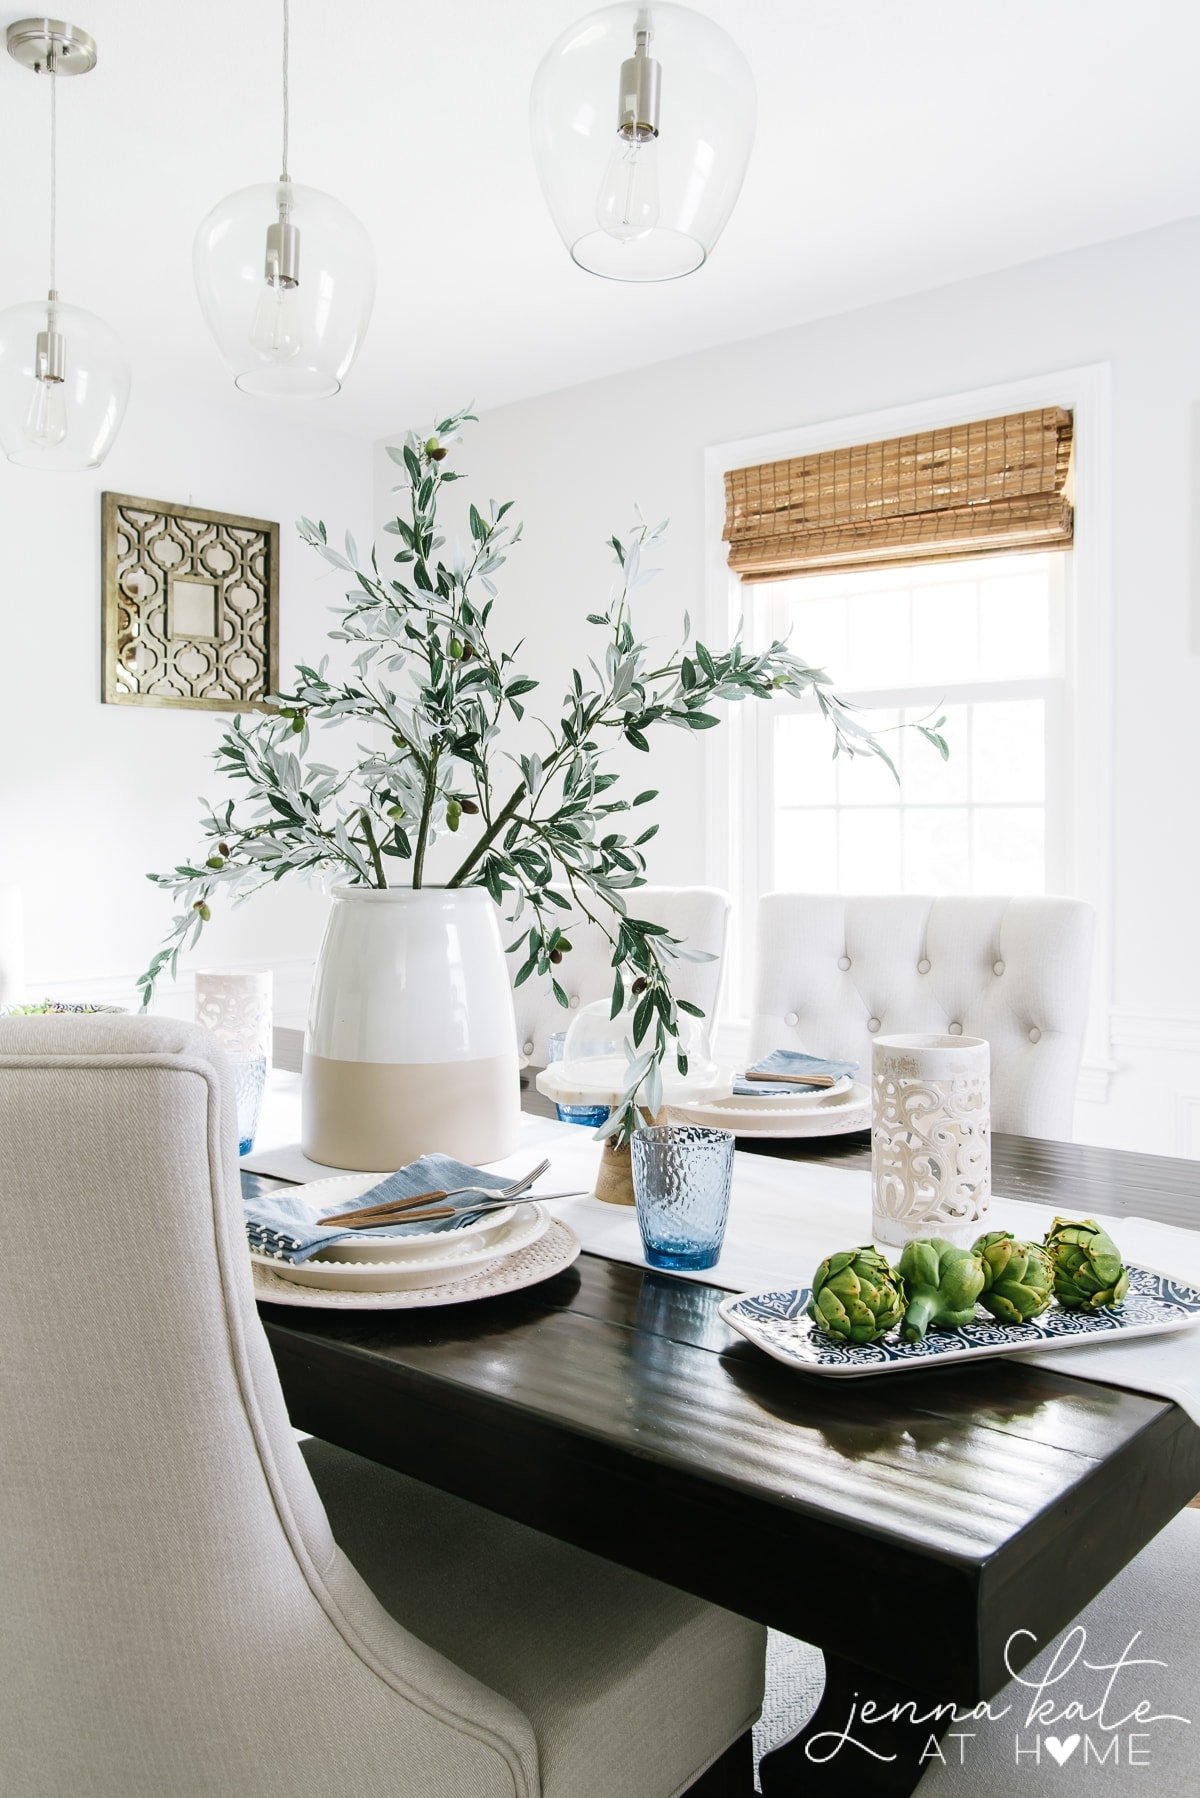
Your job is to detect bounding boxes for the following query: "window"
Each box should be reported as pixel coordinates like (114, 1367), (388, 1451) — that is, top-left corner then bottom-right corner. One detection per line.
(750, 551), (1067, 899)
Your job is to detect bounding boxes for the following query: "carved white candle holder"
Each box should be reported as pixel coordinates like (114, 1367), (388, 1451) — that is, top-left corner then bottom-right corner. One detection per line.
(195, 970), (273, 1155)
(871, 1033), (990, 1248)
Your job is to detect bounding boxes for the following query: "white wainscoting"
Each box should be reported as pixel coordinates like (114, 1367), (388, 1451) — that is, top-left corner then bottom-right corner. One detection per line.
(25, 956), (317, 1037)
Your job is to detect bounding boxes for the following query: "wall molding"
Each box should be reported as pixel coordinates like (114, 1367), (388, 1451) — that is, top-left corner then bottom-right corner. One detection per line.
(1110, 1010), (1200, 1056)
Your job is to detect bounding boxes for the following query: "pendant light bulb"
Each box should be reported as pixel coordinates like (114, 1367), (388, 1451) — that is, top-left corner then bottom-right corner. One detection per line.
(597, 21), (661, 242)
(249, 189), (303, 362)
(22, 297), (68, 447)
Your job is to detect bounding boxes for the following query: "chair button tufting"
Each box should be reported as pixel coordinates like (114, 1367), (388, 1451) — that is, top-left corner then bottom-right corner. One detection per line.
(993, 959), (1006, 976)
(1029, 1026), (1042, 1044)
(868, 1016), (881, 1032)
(917, 958), (930, 974)
(784, 1010), (799, 1027)
(522, 1040), (534, 1057)
(568, 994), (580, 1010)
(948, 1022), (963, 1035)
(837, 955), (851, 971)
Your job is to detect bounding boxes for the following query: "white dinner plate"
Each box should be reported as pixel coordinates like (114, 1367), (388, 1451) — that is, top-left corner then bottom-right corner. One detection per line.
(719, 1265), (1200, 1377)
(253, 1218), (581, 1310)
(255, 1172), (518, 1265)
(671, 1080), (871, 1139)
(250, 1202), (550, 1292)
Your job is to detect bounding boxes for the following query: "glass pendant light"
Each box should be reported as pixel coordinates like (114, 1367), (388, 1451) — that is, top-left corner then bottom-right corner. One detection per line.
(0, 20), (130, 470)
(530, 3), (756, 282)
(193, 0), (375, 397)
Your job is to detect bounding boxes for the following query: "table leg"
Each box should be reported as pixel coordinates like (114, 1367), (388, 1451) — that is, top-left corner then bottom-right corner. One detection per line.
(758, 1652), (957, 1798)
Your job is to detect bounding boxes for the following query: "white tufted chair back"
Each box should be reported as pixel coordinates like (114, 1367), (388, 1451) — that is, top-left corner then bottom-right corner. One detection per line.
(508, 886), (730, 1066)
(750, 894), (1095, 1139)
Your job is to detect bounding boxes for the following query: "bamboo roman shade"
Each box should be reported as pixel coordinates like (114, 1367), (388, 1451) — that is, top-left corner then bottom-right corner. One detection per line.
(723, 407), (1073, 582)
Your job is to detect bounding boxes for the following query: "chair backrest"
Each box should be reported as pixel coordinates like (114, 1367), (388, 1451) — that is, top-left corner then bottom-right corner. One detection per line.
(508, 885), (731, 1065)
(749, 894), (1095, 1139)
(0, 1015), (536, 1796)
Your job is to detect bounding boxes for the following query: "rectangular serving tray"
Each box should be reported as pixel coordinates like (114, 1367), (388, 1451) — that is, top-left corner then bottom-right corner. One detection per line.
(718, 1264), (1200, 1377)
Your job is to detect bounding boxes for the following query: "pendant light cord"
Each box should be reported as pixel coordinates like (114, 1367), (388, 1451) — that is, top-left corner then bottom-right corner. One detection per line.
(48, 59), (58, 296)
(280, 0), (290, 183)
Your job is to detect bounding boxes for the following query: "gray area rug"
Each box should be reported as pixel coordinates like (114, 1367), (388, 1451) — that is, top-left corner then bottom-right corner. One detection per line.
(753, 1632), (825, 1790)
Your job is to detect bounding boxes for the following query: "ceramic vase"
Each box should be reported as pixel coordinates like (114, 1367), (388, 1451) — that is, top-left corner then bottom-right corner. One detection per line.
(302, 886), (521, 1171)
(870, 1032), (991, 1247)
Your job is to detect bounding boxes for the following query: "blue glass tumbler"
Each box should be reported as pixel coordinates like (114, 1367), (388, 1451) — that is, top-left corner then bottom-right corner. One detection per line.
(632, 1123), (735, 1272)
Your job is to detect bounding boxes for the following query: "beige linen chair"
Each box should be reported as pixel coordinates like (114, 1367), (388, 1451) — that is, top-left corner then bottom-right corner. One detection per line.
(0, 1015), (765, 1797)
(509, 886), (731, 1066)
(749, 895), (1095, 1138)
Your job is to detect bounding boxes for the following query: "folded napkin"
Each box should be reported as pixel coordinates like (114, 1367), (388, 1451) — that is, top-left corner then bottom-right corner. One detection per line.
(732, 1048), (859, 1098)
(244, 1154), (516, 1264)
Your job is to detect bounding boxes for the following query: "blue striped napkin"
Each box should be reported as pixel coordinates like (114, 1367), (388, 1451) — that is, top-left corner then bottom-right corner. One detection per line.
(245, 1154), (514, 1264)
(733, 1049), (859, 1098)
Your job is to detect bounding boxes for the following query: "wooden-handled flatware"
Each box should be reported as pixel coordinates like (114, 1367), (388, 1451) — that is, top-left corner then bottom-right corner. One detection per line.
(318, 1158), (551, 1228)
(742, 1070), (839, 1087)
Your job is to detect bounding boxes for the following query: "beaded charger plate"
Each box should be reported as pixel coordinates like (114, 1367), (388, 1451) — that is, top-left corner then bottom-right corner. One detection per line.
(252, 1219), (581, 1310)
(718, 1265), (1200, 1378)
(672, 1080), (871, 1139)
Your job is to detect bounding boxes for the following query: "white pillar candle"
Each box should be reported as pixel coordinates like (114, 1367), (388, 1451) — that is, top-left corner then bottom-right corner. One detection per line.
(871, 1032), (991, 1248)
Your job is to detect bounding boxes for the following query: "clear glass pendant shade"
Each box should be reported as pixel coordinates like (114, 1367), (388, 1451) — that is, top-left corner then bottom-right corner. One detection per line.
(0, 296), (130, 470)
(193, 180), (376, 396)
(530, 2), (756, 281)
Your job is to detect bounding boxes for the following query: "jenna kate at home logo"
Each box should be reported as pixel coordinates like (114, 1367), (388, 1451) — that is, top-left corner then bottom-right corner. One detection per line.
(805, 1625), (1191, 1772)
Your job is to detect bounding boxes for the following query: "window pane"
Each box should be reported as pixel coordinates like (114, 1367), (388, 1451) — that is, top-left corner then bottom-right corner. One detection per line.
(978, 570), (1051, 678)
(901, 702), (969, 804)
(910, 580), (979, 684)
(775, 713), (837, 806)
(973, 808), (1044, 893)
(837, 707), (902, 806)
(902, 807), (970, 893)
(840, 808), (902, 892)
(782, 592), (847, 676)
(774, 809), (837, 890)
(972, 699), (1044, 803)
(844, 588), (911, 688)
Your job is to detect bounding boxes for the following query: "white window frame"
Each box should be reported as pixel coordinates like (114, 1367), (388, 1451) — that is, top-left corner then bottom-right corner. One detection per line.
(702, 366), (1115, 1100)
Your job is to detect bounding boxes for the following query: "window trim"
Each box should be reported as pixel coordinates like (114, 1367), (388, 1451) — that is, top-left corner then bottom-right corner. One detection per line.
(702, 365), (1115, 1102)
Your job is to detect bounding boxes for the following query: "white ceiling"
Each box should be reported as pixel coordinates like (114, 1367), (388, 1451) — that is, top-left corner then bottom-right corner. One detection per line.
(3, 0), (1199, 441)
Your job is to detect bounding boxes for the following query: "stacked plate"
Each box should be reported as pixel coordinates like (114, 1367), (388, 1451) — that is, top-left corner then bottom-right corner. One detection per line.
(250, 1173), (580, 1309)
(672, 1075), (871, 1140)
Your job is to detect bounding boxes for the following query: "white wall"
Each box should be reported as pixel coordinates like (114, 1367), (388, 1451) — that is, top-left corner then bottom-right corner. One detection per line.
(374, 215), (1200, 1156)
(0, 362), (373, 1026)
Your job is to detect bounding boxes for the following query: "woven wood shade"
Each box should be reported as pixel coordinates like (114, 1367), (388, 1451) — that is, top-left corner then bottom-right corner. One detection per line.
(724, 407), (1073, 582)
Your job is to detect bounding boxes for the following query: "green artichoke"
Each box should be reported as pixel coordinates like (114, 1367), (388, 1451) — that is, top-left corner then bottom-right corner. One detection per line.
(898, 1238), (986, 1341)
(973, 1231), (1055, 1325)
(808, 1247), (906, 1345)
(1043, 1216), (1129, 1310)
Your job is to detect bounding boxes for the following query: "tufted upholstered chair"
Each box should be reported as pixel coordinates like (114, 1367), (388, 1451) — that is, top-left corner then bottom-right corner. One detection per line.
(0, 1015), (766, 1797)
(749, 895), (1094, 1138)
(509, 886), (731, 1067)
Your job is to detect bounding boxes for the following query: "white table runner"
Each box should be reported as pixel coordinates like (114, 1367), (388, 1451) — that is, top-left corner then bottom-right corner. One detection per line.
(244, 1077), (1200, 1424)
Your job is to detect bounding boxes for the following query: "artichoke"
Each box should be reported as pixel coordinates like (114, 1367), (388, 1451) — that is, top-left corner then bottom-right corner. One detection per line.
(973, 1230), (1055, 1325)
(1043, 1216), (1129, 1310)
(898, 1238), (986, 1341)
(808, 1247), (906, 1345)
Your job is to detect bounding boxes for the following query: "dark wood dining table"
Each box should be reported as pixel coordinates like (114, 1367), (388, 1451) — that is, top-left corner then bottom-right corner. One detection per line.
(251, 1083), (1200, 1796)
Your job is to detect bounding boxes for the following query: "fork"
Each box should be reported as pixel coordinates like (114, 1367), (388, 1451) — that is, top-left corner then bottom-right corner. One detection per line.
(332, 1189), (587, 1230)
(318, 1158), (552, 1229)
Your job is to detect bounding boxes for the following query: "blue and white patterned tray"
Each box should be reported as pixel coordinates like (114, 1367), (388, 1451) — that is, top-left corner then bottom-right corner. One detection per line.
(718, 1265), (1200, 1378)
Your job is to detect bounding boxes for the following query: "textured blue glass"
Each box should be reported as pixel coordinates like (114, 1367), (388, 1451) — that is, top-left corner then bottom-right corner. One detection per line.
(632, 1124), (735, 1272)
(234, 1053), (268, 1156)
